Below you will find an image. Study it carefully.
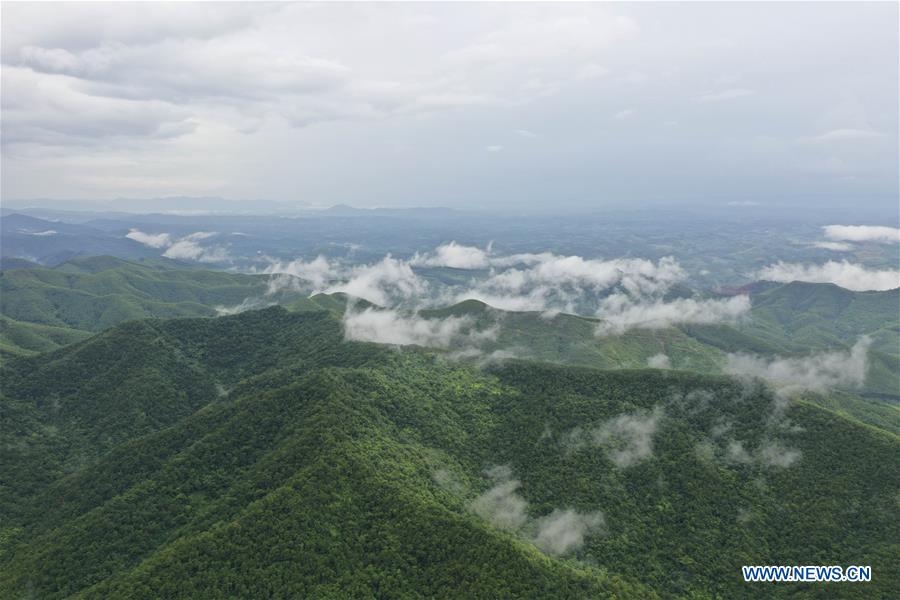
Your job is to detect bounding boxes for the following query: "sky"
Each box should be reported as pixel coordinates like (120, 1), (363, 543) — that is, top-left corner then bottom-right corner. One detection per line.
(1, 1), (897, 211)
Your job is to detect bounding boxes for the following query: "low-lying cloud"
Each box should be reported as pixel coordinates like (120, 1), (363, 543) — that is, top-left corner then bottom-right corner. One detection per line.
(410, 241), (491, 269)
(595, 294), (750, 336)
(261, 256), (333, 289)
(18, 229), (58, 236)
(262, 255), (425, 306)
(460, 254), (689, 315)
(469, 465), (604, 556)
(126, 229), (171, 248)
(214, 296), (274, 316)
(823, 225), (900, 244)
(756, 261), (900, 291)
(532, 509), (605, 556)
(469, 465), (529, 531)
(126, 229), (230, 262)
(647, 353), (672, 369)
(565, 406), (664, 467)
(725, 439), (801, 468)
(812, 241), (853, 252)
(326, 257), (424, 306)
(254, 244), (710, 319)
(343, 307), (491, 349)
(162, 231), (230, 263)
(724, 336), (871, 397)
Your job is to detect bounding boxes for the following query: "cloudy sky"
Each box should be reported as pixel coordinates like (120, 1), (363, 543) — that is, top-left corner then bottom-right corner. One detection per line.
(1, 2), (897, 210)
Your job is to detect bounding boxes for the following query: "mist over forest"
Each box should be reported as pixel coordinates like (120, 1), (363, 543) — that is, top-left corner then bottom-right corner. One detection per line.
(1, 1), (898, 598)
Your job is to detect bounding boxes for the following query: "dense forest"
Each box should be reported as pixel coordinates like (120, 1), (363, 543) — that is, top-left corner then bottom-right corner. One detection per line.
(2, 303), (897, 598)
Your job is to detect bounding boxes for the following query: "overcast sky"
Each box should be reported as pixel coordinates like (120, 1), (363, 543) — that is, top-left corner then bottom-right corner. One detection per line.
(1, 2), (897, 211)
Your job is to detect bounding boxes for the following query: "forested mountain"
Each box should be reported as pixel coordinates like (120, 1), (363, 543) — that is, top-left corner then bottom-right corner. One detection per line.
(1, 307), (898, 598)
(0, 214), (156, 266)
(4, 258), (897, 391)
(0, 257), (311, 357)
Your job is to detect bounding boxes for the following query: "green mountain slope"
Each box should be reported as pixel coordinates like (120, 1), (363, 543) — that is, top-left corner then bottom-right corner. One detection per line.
(1, 308), (897, 598)
(746, 281), (898, 348)
(420, 285), (898, 401)
(0, 316), (91, 356)
(0, 257), (311, 356)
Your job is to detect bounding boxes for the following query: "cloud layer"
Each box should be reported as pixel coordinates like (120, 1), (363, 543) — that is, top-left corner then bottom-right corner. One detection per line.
(343, 307), (495, 349)
(756, 261), (900, 291)
(3, 3), (895, 208)
(469, 465), (605, 556)
(564, 406), (664, 467)
(724, 336), (871, 397)
(595, 295), (750, 336)
(248, 244), (758, 339)
(532, 509), (605, 556)
(127, 229), (230, 262)
(410, 241), (491, 269)
(823, 225), (900, 244)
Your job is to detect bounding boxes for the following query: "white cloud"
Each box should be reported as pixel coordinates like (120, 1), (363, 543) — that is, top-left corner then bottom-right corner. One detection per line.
(592, 407), (663, 467)
(18, 229), (57, 236)
(647, 353), (672, 369)
(452, 254), (697, 316)
(126, 228), (172, 248)
(3, 5), (641, 154)
(470, 465), (605, 557)
(823, 225), (900, 244)
(214, 296), (274, 316)
(756, 261), (900, 291)
(125, 228), (229, 262)
(2, 2), (896, 206)
(2, 66), (195, 147)
(595, 294), (750, 336)
(160, 231), (229, 263)
(613, 108), (636, 120)
(566, 406), (663, 468)
(325, 256), (425, 306)
(724, 336), (871, 397)
(532, 509), (605, 556)
(812, 241), (853, 252)
(470, 470), (529, 531)
(261, 256), (334, 289)
(514, 128), (538, 138)
(485, 145), (503, 152)
(410, 241), (491, 269)
(343, 307), (478, 348)
(462, 254), (688, 314)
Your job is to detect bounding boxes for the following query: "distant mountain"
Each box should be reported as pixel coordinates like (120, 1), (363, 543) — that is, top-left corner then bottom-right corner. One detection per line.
(3, 197), (300, 215)
(0, 256), (312, 356)
(3, 257), (897, 400)
(320, 204), (460, 218)
(1, 307), (897, 598)
(0, 257), (40, 271)
(0, 213), (155, 265)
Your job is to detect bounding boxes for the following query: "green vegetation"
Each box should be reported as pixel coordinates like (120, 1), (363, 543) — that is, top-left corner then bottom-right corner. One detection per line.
(0, 256), (311, 357)
(1, 306), (897, 598)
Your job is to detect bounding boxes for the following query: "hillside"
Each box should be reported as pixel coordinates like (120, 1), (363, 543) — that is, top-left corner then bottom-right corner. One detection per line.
(3, 259), (896, 431)
(1, 307), (897, 598)
(0, 214), (156, 266)
(0, 257), (312, 357)
(419, 284), (899, 399)
(739, 281), (900, 356)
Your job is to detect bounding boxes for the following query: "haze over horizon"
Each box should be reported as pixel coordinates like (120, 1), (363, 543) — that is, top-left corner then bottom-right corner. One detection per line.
(2, 2), (898, 213)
